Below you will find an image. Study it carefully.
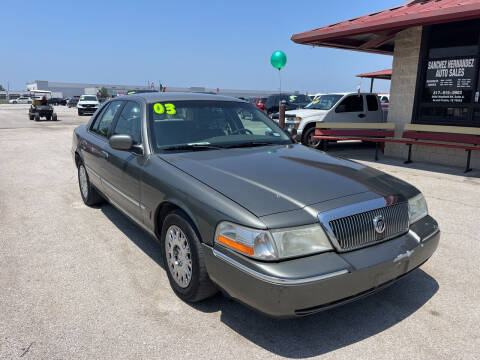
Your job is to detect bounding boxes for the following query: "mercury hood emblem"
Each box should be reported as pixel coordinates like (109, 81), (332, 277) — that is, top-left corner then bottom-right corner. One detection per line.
(373, 215), (386, 234)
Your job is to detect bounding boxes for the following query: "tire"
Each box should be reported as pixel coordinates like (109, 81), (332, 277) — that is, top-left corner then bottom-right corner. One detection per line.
(302, 126), (323, 149)
(52, 113), (58, 121)
(29, 115), (34, 120)
(161, 210), (217, 302)
(78, 110), (82, 116)
(77, 163), (103, 206)
(46, 115), (51, 121)
(34, 114), (40, 122)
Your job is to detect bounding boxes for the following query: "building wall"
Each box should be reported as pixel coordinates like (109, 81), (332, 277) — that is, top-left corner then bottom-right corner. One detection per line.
(386, 26), (480, 169)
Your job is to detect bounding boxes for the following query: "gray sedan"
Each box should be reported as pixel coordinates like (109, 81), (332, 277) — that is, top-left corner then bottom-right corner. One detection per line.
(71, 93), (439, 318)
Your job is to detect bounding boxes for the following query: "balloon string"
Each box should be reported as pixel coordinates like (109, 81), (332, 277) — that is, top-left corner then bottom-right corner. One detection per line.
(278, 69), (282, 95)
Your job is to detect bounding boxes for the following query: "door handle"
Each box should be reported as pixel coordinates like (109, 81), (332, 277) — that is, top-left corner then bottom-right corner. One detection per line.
(358, 114), (366, 118)
(101, 150), (109, 159)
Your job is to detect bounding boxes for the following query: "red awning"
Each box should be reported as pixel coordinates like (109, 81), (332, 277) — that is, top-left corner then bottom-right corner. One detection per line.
(356, 69), (392, 80)
(291, 0), (480, 55)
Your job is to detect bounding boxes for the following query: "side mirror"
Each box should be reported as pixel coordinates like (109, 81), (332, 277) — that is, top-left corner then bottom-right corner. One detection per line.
(109, 134), (133, 151)
(336, 104), (346, 113)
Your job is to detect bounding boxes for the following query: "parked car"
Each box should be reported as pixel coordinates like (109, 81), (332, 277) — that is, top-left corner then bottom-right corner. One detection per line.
(67, 98), (79, 108)
(284, 93), (385, 148)
(378, 93), (390, 109)
(48, 97), (67, 106)
(72, 92), (439, 318)
(8, 97), (32, 104)
(254, 97), (267, 112)
(264, 93), (311, 116)
(77, 95), (100, 116)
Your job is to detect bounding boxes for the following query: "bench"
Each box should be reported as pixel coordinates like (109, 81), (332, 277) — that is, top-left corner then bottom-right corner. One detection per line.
(313, 122), (480, 173)
(313, 122), (395, 161)
(401, 124), (480, 173)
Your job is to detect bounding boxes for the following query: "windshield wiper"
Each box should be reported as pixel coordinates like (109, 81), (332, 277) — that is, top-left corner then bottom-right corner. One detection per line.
(225, 141), (278, 149)
(162, 144), (223, 151)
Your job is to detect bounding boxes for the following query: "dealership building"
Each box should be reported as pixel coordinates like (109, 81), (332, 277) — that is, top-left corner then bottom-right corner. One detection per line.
(292, 0), (480, 169)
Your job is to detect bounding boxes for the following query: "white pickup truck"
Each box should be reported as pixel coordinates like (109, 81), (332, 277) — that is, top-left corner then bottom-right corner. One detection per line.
(284, 93), (386, 148)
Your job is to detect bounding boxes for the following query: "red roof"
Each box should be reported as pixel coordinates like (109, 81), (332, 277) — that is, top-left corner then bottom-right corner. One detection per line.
(291, 0), (480, 55)
(356, 69), (392, 80)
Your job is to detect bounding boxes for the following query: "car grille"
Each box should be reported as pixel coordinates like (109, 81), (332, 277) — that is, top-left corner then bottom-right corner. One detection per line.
(83, 104), (95, 108)
(329, 203), (409, 251)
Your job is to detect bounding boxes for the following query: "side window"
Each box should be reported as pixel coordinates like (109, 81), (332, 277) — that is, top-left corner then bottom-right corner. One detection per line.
(366, 95), (379, 111)
(92, 101), (123, 138)
(337, 95), (364, 112)
(112, 101), (142, 145)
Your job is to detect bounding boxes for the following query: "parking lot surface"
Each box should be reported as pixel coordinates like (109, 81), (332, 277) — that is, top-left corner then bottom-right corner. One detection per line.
(1, 104), (479, 359)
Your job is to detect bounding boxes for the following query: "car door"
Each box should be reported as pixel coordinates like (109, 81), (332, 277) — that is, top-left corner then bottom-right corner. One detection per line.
(82, 101), (124, 193)
(101, 100), (145, 223)
(364, 94), (383, 123)
(333, 94), (366, 122)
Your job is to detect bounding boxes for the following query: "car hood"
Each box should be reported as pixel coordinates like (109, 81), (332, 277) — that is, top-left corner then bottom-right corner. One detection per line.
(285, 109), (328, 119)
(158, 144), (415, 217)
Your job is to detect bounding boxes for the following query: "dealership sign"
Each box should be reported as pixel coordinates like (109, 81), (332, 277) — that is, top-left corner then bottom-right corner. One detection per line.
(425, 57), (476, 103)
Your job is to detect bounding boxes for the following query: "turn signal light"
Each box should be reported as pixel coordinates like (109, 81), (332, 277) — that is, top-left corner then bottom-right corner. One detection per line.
(217, 235), (255, 256)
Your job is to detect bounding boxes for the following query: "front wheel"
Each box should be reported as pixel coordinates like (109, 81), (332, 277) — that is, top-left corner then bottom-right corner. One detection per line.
(302, 127), (323, 149)
(34, 114), (40, 122)
(78, 163), (103, 206)
(161, 210), (217, 302)
(78, 110), (82, 116)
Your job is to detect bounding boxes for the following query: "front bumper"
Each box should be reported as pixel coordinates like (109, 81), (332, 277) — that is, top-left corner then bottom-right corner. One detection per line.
(78, 107), (97, 114)
(203, 216), (439, 318)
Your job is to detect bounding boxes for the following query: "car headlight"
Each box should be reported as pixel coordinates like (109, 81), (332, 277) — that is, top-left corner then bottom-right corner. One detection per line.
(408, 193), (428, 224)
(215, 222), (332, 260)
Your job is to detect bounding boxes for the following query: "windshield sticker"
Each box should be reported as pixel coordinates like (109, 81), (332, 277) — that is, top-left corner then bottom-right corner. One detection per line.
(272, 132), (281, 137)
(154, 103), (177, 115)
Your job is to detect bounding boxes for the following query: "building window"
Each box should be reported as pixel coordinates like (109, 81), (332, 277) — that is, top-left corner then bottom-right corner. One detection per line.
(416, 19), (480, 127)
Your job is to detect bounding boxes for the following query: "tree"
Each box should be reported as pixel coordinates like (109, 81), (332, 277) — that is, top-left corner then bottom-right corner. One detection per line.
(0, 84), (5, 91)
(99, 87), (108, 98)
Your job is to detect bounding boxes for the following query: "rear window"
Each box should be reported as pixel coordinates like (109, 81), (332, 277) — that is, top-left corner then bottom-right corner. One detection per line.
(366, 95), (379, 111)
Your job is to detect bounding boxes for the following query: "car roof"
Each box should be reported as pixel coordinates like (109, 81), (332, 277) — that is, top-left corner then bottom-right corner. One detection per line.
(119, 92), (244, 104)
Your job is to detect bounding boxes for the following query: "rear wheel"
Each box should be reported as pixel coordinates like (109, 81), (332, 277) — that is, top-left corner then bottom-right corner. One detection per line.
(302, 127), (323, 149)
(78, 163), (103, 206)
(161, 210), (217, 302)
(52, 113), (58, 121)
(29, 115), (34, 120)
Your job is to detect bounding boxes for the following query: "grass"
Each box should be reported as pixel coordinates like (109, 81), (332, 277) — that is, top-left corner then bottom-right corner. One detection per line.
(0, 99), (8, 104)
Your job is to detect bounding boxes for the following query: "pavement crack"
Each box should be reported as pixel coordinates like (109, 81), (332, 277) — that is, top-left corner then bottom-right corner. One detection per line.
(427, 195), (480, 210)
(19, 341), (34, 357)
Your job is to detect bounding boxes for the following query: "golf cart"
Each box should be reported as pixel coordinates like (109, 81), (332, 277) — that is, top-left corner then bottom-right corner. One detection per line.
(28, 90), (58, 121)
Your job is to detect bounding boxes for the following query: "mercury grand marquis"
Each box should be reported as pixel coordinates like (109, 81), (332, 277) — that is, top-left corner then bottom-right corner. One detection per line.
(71, 93), (439, 317)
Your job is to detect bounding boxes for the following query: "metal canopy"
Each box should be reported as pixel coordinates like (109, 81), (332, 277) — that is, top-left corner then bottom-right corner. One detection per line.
(291, 0), (480, 55)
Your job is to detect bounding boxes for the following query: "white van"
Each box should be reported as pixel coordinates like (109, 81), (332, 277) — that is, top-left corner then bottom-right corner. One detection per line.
(285, 93), (384, 148)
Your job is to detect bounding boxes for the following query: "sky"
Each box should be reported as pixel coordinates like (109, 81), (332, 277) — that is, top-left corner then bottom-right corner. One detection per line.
(2, 0), (405, 94)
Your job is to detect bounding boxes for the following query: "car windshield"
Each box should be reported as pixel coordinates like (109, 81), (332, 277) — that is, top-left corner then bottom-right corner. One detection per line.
(80, 96), (97, 101)
(286, 94), (310, 104)
(148, 100), (291, 152)
(305, 94), (343, 110)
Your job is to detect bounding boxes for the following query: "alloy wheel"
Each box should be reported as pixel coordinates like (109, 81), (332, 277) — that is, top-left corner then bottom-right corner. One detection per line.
(165, 225), (193, 288)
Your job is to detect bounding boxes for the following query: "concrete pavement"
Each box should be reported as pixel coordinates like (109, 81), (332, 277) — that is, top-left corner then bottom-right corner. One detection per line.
(0, 104), (479, 359)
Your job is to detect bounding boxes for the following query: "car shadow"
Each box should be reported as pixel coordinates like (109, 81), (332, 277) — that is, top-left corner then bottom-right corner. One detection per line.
(100, 204), (166, 271)
(100, 202), (439, 358)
